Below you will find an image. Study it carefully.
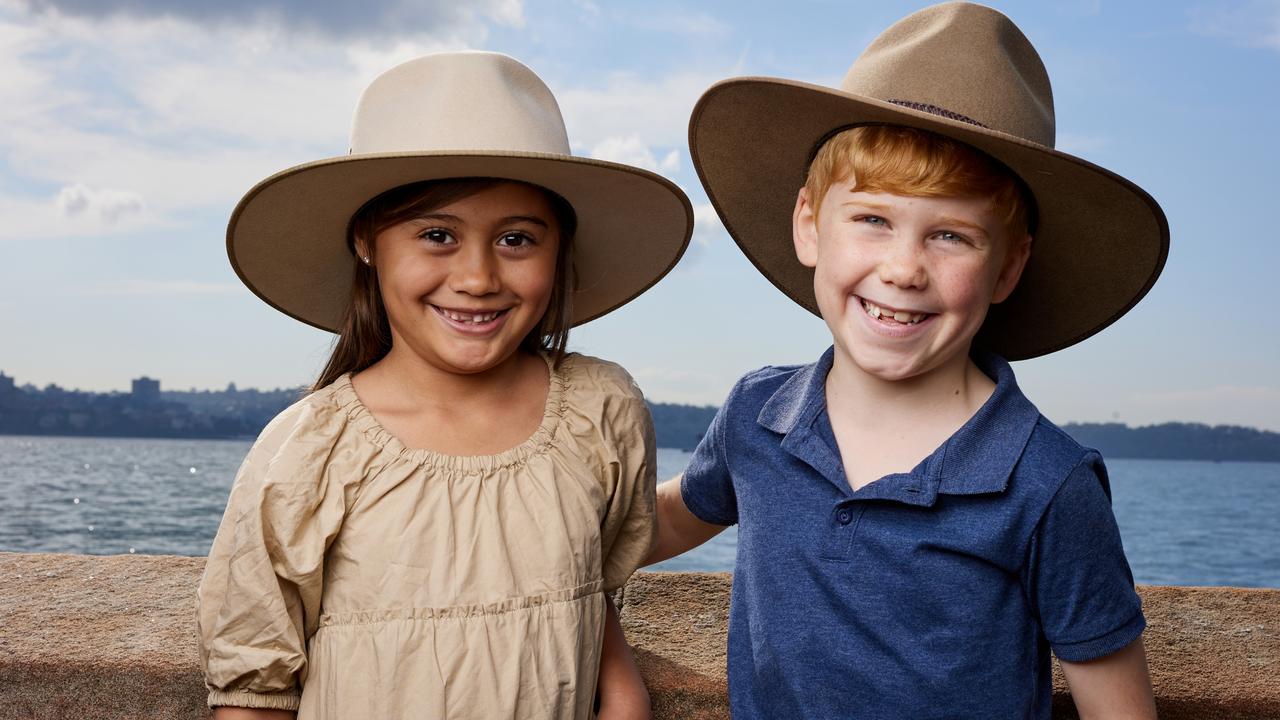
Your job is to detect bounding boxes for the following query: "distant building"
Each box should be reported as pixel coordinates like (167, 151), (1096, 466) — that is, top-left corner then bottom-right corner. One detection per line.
(131, 376), (161, 404)
(0, 371), (15, 406)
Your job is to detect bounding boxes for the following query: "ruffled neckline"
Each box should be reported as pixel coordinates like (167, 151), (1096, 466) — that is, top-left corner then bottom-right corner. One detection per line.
(330, 353), (570, 474)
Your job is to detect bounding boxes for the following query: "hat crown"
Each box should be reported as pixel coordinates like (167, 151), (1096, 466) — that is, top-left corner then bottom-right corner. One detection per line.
(350, 51), (572, 155)
(842, 1), (1055, 147)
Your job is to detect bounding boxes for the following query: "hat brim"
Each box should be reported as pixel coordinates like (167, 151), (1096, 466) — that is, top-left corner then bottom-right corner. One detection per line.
(228, 151), (693, 332)
(690, 77), (1169, 360)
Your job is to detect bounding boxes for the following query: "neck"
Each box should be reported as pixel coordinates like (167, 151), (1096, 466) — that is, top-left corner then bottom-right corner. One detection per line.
(369, 345), (541, 411)
(825, 347), (994, 436)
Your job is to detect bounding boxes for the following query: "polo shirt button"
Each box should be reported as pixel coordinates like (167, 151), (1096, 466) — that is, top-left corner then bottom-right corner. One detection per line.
(836, 509), (853, 525)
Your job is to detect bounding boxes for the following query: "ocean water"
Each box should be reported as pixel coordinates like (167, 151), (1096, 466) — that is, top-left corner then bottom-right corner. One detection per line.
(1, 436), (1277, 588)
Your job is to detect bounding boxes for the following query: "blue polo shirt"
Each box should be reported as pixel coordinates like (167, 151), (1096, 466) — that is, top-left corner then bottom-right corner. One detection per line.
(681, 348), (1145, 719)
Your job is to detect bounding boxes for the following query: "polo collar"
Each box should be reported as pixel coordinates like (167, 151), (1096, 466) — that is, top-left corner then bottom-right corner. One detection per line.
(758, 347), (834, 437)
(935, 350), (1041, 496)
(756, 347), (1042, 505)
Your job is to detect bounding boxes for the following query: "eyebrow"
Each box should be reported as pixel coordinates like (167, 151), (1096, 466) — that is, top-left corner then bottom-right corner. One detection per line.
(837, 200), (991, 238)
(935, 216), (990, 237)
(838, 199), (893, 212)
(414, 213), (549, 228)
(502, 215), (550, 228)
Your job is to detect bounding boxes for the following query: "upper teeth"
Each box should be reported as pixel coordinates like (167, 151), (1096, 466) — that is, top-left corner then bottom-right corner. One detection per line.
(442, 308), (501, 324)
(861, 299), (925, 325)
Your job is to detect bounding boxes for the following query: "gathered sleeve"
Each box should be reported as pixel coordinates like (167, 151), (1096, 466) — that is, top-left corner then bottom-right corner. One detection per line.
(569, 358), (659, 592)
(196, 394), (365, 710)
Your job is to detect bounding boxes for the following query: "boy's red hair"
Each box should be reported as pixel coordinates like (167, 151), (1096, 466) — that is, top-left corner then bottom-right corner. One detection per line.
(804, 125), (1034, 240)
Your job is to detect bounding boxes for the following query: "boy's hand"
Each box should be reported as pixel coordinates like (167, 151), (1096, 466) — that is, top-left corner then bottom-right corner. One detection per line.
(1060, 636), (1158, 719)
(644, 476), (727, 566)
(211, 709), (295, 719)
(597, 595), (651, 720)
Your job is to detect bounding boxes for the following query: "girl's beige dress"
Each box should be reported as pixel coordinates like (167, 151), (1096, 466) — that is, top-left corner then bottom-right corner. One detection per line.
(197, 354), (656, 720)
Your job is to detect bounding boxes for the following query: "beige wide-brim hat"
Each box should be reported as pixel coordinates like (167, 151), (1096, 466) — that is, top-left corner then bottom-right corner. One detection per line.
(689, 1), (1169, 360)
(229, 51), (693, 332)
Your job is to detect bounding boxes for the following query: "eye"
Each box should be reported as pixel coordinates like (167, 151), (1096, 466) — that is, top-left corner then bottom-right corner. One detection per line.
(856, 215), (888, 226)
(418, 228), (454, 245)
(497, 231), (536, 248)
(934, 230), (970, 244)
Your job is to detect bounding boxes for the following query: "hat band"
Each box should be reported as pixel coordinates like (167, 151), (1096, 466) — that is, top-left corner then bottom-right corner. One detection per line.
(887, 99), (988, 129)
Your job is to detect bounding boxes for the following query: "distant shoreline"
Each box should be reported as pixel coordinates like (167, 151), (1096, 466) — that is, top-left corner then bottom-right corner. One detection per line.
(3, 374), (1279, 462)
(4, 423), (1280, 464)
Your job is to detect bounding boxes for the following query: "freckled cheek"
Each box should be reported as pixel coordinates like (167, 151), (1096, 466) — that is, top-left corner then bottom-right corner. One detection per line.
(810, 267), (845, 307)
(936, 263), (997, 303)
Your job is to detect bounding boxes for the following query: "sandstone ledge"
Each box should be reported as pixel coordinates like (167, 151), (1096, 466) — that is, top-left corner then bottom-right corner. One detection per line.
(1, 553), (1276, 719)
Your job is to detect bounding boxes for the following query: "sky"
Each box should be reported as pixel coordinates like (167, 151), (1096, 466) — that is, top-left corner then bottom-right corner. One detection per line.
(1, 0), (1278, 430)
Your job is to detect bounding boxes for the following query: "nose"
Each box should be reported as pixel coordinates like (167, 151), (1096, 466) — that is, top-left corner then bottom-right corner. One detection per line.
(448, 241), (501, 296)
(877, 240), (928, 289)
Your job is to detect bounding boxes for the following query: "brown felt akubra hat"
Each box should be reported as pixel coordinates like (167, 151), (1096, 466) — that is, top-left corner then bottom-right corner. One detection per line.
(229, 51), (693, 332)
(689, 1), (1169, 360)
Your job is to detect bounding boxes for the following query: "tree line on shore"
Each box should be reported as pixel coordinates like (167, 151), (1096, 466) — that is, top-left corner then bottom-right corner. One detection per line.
(2, 379), (1278, 462)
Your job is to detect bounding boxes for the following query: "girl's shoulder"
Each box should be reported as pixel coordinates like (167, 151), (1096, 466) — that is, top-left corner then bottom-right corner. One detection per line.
(558, 351), (640, 394)
(246, 374), (370, 464)
(558, 352), (645, 403)
(555, 353), (651, 444)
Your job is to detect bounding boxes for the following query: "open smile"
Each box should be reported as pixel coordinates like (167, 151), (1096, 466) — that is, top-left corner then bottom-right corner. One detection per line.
(431, 304), (511, 333)
(858, 297), (933, 326)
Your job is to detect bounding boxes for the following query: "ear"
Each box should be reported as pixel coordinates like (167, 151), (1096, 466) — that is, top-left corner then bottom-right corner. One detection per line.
(352, 234), (375, 267)
(793, 187), (819, 268)
(991, 234), (1032, 304)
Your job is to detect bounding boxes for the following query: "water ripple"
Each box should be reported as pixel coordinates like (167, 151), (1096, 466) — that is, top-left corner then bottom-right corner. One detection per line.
(1, 437), (1276, 587)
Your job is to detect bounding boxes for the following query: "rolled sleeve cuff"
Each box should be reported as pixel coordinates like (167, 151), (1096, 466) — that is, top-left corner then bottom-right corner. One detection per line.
(680, 474), (736, 527)
(1051, 610), (1147, 663)
(208, 689), (302, 711)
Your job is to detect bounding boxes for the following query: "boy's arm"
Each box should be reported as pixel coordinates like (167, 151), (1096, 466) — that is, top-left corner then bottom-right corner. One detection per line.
(644, 475), (728, 565)
(1059, 637), (1158, 720)
(596, 594), (650, 720)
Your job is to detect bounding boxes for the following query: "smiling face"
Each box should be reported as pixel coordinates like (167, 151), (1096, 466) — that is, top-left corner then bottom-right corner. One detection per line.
(794, 183), (1031, 384)
(361, 181), (561, 377)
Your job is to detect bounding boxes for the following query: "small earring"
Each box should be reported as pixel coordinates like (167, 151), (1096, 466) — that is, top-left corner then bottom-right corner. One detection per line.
(360, 255), (371, 265)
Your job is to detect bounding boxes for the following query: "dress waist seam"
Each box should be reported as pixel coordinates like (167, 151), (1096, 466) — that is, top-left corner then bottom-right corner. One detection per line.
(317, 580), (605, 627)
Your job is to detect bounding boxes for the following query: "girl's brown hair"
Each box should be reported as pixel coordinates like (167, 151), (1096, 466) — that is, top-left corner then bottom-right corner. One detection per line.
(311, 177), (577, 391)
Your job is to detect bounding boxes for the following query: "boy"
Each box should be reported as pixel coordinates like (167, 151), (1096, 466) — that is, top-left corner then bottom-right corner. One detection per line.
(648, 3), (1168, 718)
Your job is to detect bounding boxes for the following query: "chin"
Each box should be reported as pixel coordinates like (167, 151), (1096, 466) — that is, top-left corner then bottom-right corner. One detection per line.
(855, 360), (926, 383)
(841, 342), (946, 381)
(425, 342), (507, 374)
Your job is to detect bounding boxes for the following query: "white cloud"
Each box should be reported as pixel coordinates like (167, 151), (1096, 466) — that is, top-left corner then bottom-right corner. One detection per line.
(345, 38), (478, 83)
(570, 0), (600, 18)
(0, 7), (503, 241)
(0, 191), (151, 241)
(692, 202), (726, 247)
(588, 135), (680, 173)
(12, 0), (525, 39)
(488, 0), (524, 28)
(55, 183), (145, 222)
(630, 9), (728, 38)
(557, 69), (736, 150)
(0, 4), (737, 248)
(1190, 1), (1280, 51)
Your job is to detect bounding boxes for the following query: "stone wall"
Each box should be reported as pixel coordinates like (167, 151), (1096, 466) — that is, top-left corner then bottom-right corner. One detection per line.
(1, 553), (1276, 719)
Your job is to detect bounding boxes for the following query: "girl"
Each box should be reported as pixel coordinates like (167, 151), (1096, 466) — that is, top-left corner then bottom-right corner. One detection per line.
(197, 52), (692, 720)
